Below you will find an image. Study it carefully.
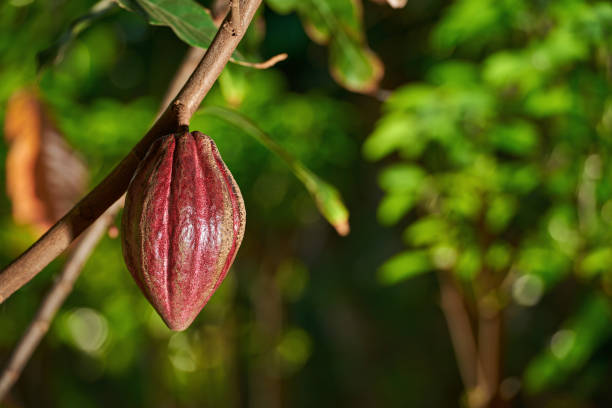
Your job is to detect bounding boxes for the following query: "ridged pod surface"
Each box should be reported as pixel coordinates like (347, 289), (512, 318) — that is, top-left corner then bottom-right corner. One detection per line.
(121, 131), (246, 331)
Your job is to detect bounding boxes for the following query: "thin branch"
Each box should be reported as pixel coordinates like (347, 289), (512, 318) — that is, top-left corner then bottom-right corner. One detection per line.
(212, 0), (230, 25)
(230, 0), (241, 37)
(473, 205), (504, 408)
(230, 53), (288, 69)
(0, 199), (123, 401)
(0, 0), (262, 304)
(437, 271), (489, 408)
(438, 271), (479, 389)
(476, 299), (501, 407)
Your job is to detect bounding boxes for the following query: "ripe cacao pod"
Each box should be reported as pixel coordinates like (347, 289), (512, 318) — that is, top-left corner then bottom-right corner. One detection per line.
(121, 131), (246, 331)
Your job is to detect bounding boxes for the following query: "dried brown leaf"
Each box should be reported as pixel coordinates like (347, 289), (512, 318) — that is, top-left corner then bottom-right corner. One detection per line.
(4, 90), (88, 232)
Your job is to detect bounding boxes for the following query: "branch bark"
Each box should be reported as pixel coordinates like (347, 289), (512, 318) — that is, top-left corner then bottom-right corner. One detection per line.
(0, 0), (262, 304)
(438, 271), (491, 408)
(477, 299), (502, 407)
(0, 199), (123, 401)
(438, 271), (480, 390)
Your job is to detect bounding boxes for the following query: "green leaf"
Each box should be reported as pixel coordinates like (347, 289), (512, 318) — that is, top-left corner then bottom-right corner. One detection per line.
(199, 106), (350, 235)
(455, 247), (481, 281)
(524, 86), (573, 117)
(36, 0), (117, 71)
(499, 163), (541, 194)
(329, 38), (383, 94)
(530, 27), (589, 68)
(297, 9), (330, 44)
(489, 121), (538, 156)
(378, 250), (432, 285)
(442, 184), (482, 220)
(484, 243), (511, 272)
(115, 0), (218, 50)
(524, 295), (612, 393)
(385, 84), (436, 111)
(378, 164), (425, 193)
(377, 193), (416, 226)
(432, 0), (523, 53)
(485, 194), (517, 233)
(267, 0), (382, 92)
(579, 248), (612, 279)
(483, 51), (539, 93)
(363, 112), (422, 160)
(290, 0), (383, 93)
(403, 217), (449, 247)
(300, 0), (363, 43)
(517, 248), (571, 288)
(427, 61), (480, 86)
(266, 0), (300, 15)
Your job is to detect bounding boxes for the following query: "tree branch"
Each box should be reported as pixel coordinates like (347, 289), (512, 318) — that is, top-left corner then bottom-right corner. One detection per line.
(230, 0), (241, 37)
(0, 199), (123, 401)
(438, 271), (490, 408)
(0, 0), (262, 304)
(476, 298), (502, 408)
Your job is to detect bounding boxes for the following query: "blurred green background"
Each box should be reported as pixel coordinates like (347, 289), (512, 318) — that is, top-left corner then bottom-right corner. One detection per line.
(1, 0), (612, 407)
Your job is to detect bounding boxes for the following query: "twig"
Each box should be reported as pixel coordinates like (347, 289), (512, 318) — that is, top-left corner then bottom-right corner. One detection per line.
(230, 53), (288, 69)
(0, 0), (262, 304)
(0, 199), (123, 401)
(230, 0), (241, 37)
(472, 206), (504, 408)
(477, 299), (501, 407)
(437, 271), (489, 408)
(212, 0), (230, 25)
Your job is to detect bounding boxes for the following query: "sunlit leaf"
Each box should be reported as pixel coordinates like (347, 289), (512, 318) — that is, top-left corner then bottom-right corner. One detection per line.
(378, 164), (425, 193)
(483, 51), (539, 93)
(363, 112), (421, 160)
(377, 193), (416, 226)
(579, 248), (612, 279)
(266, 0), (300, 15)
(378, 250), (432, 285)
(455, 247), (481, 281)
(432, 0), (524, 53)
(489, 121), (538, 157)
(385, 84), (436, 111)
(484, 243), (511, 271)
(517, 248), (571, 288)
(530, 27), (589, 68)
(427, 61), (479, 86)
(403, 217), (449, 247)
(524, 86), (573, 117)
(498, 163), (541, 194)
(485, 194), (517, 233)
(329, 38), (383, 94)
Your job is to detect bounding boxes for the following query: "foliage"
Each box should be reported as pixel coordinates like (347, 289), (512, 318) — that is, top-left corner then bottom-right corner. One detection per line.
(366, 0), (612, 397)
(266, 0), (383, 93)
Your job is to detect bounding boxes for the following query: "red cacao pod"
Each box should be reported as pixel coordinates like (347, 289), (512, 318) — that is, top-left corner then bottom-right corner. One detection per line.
(121, 131), (246, 331)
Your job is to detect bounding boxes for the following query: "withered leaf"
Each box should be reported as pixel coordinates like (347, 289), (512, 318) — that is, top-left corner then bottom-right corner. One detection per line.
(4, 90), (88, 232)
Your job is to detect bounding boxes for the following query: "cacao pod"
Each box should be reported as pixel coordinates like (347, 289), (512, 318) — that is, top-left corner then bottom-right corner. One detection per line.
(121, 131), (246, 331)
